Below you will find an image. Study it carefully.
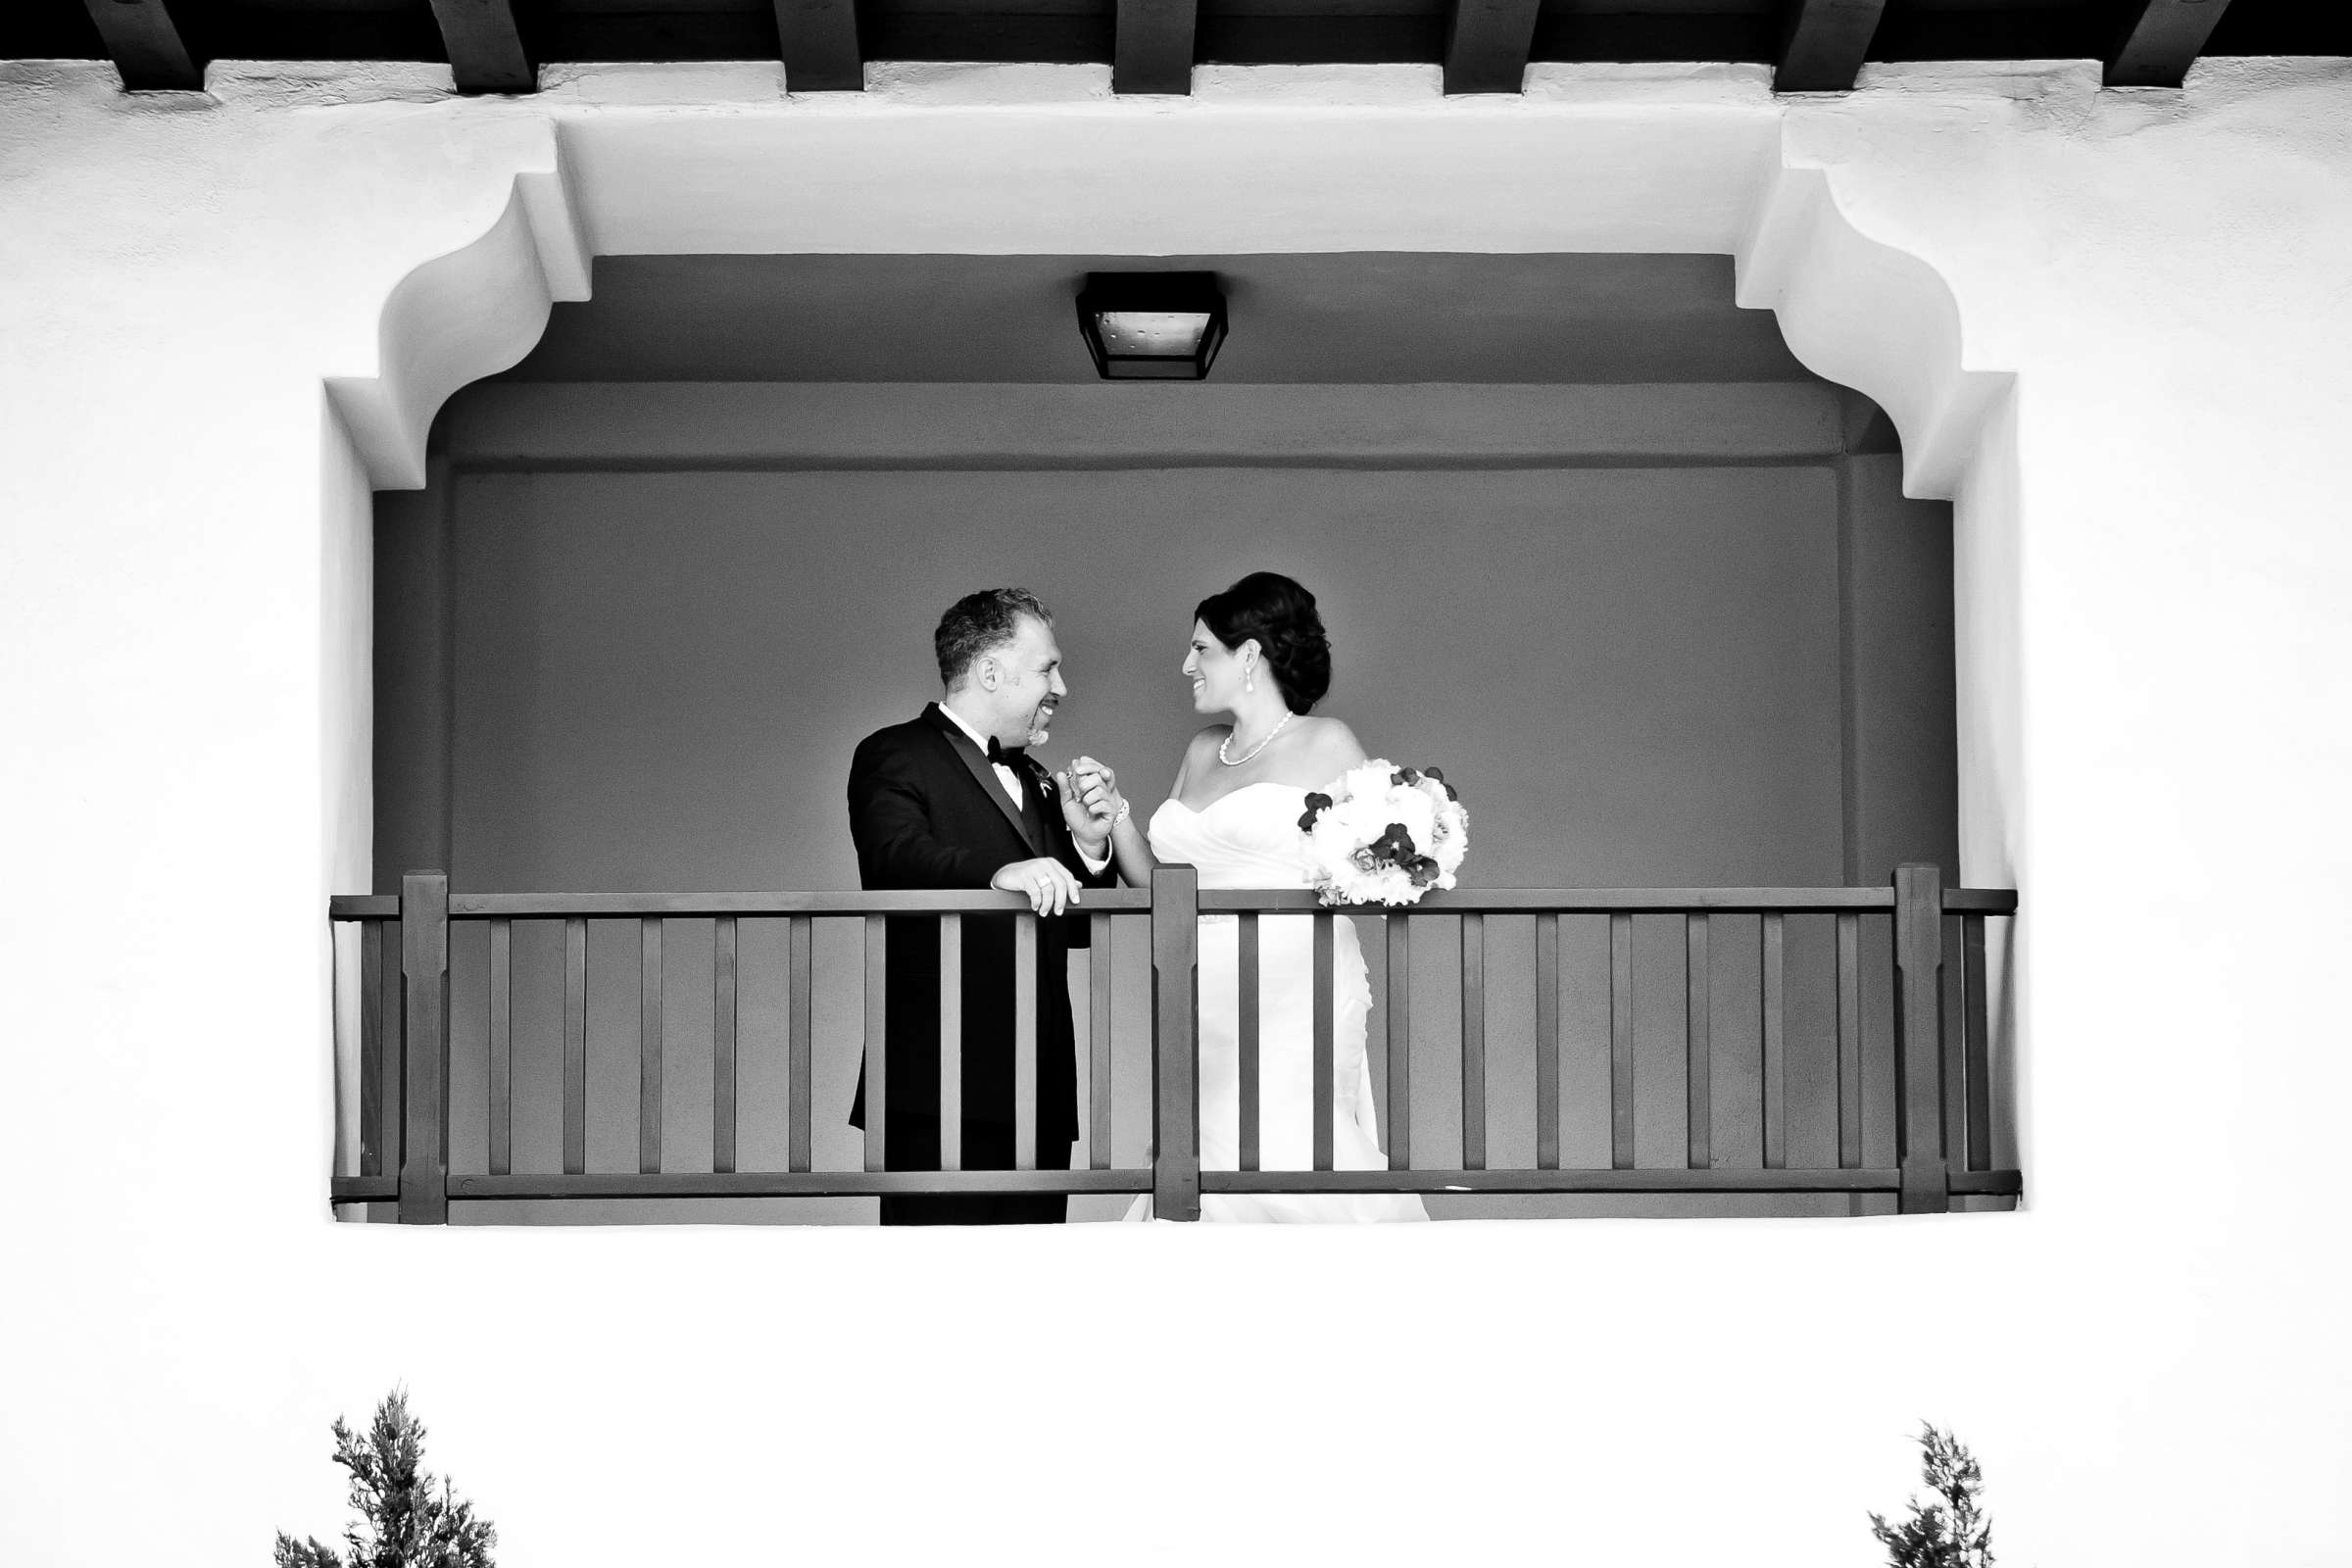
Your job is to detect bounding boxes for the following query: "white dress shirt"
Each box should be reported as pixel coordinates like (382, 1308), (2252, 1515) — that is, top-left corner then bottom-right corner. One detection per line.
(937, 702), (1109, 873)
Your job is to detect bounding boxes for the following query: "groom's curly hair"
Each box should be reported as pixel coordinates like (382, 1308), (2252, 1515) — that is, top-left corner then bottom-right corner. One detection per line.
(936, 587), (1054, 687)
(1196, 572), (1332, 713)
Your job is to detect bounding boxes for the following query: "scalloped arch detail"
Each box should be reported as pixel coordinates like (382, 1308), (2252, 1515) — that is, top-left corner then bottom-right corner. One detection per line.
(1737, 160), (2014, 500)
(326, 164), (590, 490)
(321, 97), (2011, 508)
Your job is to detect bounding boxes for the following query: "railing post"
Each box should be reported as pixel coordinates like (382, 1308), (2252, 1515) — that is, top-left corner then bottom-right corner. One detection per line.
(1892, 862), (1949, 1214)
(1151, 863), (1200, 1222)
(398, 870), (451, 1225)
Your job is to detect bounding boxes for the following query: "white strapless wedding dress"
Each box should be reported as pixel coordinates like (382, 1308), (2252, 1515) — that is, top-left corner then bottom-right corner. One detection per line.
(1124, 782), (1428, 1223)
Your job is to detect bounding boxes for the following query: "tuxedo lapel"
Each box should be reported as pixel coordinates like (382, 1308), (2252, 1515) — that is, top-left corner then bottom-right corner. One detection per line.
(1015, 756), (1056, 857)
(922, 704), (1048, 858)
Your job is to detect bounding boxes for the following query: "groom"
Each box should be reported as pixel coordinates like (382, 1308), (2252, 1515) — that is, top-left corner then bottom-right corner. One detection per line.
(846, 588), (1117, 1225)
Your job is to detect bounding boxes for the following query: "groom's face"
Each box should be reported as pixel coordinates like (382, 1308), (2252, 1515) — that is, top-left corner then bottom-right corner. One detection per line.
(982, 614), (1068, 747)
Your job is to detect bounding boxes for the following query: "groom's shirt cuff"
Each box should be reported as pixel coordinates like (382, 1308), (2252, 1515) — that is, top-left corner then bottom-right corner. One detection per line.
(1076, 842), (1111, 875)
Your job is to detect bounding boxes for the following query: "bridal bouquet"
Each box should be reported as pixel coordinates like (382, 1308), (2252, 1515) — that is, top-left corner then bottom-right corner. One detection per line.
(1296, 761), (1469, 907)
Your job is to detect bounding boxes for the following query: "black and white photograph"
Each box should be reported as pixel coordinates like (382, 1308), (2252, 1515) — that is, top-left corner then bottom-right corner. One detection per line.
(4, 4), (2350, 1565)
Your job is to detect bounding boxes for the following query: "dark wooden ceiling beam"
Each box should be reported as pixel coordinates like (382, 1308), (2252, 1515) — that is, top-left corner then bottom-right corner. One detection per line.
(78, 0), (200, 92)
(775, 0), (863, 92)
(1115, 0), (1197, 95)
(2107, 0), (2233, 88)
(1775, 0), (1886, 93)
(428, 0), (533, 94)
(1444, 0), (1540, 95)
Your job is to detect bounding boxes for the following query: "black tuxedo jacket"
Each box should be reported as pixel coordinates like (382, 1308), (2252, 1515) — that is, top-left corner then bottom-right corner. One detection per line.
(845, 704), (1114, 1169)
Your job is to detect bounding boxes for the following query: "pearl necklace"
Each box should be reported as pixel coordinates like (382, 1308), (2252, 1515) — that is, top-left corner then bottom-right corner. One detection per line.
(1219, 710), (1294, 766)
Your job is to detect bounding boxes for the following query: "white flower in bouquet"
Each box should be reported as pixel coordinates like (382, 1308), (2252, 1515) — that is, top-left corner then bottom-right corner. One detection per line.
(1296, 760), (1469, 906)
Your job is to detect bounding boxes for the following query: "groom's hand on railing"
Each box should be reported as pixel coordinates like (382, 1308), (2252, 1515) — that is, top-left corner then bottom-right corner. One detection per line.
(993, 856), (1083, 916)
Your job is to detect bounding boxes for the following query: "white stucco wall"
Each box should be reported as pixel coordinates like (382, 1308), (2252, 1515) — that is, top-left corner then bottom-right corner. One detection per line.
(3, 54), (2349, 1567)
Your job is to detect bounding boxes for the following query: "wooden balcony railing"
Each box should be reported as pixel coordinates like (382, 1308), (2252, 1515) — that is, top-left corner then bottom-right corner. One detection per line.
(327, 864), (2021, 1222)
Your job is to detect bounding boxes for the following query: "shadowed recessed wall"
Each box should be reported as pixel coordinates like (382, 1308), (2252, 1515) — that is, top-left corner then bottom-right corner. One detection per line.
(374, 374), (1955, 1223)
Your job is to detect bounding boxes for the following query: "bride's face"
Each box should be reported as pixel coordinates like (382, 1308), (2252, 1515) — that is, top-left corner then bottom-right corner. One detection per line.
(1182, 619), (1250, 714)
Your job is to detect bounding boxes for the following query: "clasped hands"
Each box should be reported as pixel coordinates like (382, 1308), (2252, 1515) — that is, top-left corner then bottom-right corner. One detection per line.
(988, 756), (1128, 915)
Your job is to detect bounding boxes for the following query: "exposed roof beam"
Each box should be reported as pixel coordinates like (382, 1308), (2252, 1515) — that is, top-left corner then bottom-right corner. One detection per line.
(2107, 0), (2233, 88)
(77, 0), (200, 92)
(1443, 0), (1540, 95)
(775, 0), (863, 92)
(1774, 0), (1886, 93)
(1114, 0), (1197, 95)
(428, 0), (533, 94)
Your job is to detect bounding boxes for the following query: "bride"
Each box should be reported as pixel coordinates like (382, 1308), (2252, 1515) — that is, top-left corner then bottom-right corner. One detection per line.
(1067, 572), (1427, 1223)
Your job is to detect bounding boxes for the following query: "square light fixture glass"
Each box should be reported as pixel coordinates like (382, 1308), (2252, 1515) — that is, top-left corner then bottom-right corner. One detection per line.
(1075, 271), (1228, 380)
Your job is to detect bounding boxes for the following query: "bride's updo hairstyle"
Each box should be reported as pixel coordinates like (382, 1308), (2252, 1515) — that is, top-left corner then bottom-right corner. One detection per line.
(1196, 571), (1333, 713)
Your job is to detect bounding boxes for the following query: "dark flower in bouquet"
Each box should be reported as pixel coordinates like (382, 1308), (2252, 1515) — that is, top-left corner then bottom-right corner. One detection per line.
(1297, 760), (1468, 906)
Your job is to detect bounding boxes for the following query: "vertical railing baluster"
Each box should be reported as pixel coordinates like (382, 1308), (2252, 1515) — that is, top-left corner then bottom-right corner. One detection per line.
(399, 871), (450, 1225)
(640, 918), (663, 1175)
(1760, 912), (1787, 1171)
(489, 917), (512, 1177)
(863, 915), (887, 1174)
(1313, 912), (1336, 1171)
(1535, 912), (1559, 1171)
(1609, 911), (1635, 1170)
(1685, 913), (1710, 1170)
(1238, 912), (1260, 1172)
(1835, 911), (1861, 1169)
(563, 916), (585, 1176)
(1386, 915), (1411, 1171)
(360, 919), (383, 1179)
(1459, 913), (1485, 1172)
(332, 922), (354, 1186)
(1013, 913), (1037, 1172)
(939, 913), (962, 1173)
(713, 916), (737, 1176)
(1939, 911), (1967, 1188)
(1964, 913), (1991, 1172)
(380, 916), (406, 1192)
(1090, 912), (1112, 1170)
(788, 915), (813, 1174)
(1893, 864), (1949, 1213)
(1151, 864), (1200, 1221)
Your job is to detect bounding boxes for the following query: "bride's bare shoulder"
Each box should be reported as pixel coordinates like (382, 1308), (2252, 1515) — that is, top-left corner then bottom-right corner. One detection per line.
(1171, 724), (1227, 791)
(1292, 713), (1367, 769)
(1187, 724), (1232, 760)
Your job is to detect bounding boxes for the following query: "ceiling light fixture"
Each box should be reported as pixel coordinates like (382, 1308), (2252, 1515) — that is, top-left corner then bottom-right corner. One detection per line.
(1075, 270), (1228, 380)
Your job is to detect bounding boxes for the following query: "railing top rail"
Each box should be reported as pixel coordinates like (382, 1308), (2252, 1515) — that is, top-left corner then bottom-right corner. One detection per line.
(331, 895), (400, 918)
(1198, 887), (1906, 914)
(330, 888), (1156, 920)
(331, 882), (2020, 921)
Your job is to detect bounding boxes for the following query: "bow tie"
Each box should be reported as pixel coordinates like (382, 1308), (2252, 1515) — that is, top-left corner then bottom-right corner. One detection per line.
(985, 737), (1027, 766)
